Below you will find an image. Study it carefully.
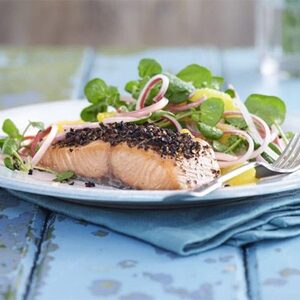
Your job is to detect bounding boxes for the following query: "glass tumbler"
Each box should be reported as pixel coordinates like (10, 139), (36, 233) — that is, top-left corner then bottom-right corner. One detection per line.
(256, 0), (300, 76)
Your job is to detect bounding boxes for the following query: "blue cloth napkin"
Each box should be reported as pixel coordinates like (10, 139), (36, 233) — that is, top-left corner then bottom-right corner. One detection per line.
(4, 188), (300, 256)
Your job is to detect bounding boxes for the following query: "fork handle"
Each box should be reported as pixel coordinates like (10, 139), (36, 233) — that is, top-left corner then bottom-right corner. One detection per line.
(189, 162), (258, 197)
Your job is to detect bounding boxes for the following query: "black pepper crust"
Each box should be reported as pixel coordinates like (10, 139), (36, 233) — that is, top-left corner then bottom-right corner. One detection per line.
(57, 122), (208, 159)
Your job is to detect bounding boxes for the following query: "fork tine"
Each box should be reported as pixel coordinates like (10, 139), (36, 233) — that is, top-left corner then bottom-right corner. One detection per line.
(272, 133), (299, 167)
(280, 134), (300, 169)
(272, 135), (298, 168)
(273, 134), (300, 169)
(277, 134), (300, 169)
(287, 138), (300, 169)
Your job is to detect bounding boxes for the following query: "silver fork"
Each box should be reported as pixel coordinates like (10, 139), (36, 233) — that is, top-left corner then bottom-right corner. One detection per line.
(164, 133), (300, 200)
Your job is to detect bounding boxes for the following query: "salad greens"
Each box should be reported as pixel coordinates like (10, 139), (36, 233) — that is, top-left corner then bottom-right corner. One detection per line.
(197, 123), (223, 140)
(81, 58), (225, 121)
(138, 58), (162, 77)
(81, 79), (129, 121)
(225, 117), (248, 130)
(53, 171), (76, 183)
(0, 119), (45, 172)
(78, 57), (292, 161)
(245, 93), (288, 144)
(198, 98), (224, 126)
(245, 94), (286, 126)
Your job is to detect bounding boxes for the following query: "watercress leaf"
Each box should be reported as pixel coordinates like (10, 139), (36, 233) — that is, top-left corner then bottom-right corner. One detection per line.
(2, 119), (20, 139)
(213, 140), (228, 152)
(225, 117), (248, 130)
(138, 58), (162, 78)
(245, 94), (286, 126)
(177, 64), (212, 88)
(285, 131), (295, 140)
(84, 78), (108, 104)
(2, 138), (18, 155)
(53, 171), (76, 183)
(125, 80), (140, 93)
(200, 98), (224, 126)
(225, 136), (247, 154)
(164, 73), (194, 103)
(0, 138), (5, 149)
(4, 156), (15, 170)
(197, 122), (223, 140)
(106, 85), (121, 106)
(80, 103), (108, 122)
(225, 88), (236, 98)
(150, 110), (175, 121)
(210, 76), (224, 90)
(191, 110), (201, 122)
(29, 121), (45, 131)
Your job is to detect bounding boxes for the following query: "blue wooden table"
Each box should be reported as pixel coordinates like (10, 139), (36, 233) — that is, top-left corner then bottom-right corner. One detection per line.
(1, 47), (300, 300)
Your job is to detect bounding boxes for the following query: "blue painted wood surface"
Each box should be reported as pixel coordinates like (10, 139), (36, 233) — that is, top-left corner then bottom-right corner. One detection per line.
(0, 48), (88, 300)
(28, 214), (247, 300)
(0, 192), (46, 300)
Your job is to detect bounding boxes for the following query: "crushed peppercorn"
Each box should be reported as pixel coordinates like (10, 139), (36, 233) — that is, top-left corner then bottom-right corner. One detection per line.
(57, 122), (205, 159)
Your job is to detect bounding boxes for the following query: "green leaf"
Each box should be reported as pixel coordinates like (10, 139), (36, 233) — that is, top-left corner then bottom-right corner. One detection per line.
(0, 138), (5, 149)
(84, 78), (108, 104)
(225, 88), (236, 98)
(2, 138), (18, 155)
(138, 58), (162, 78)
(199, 98), (224, 126)
(4, 156), (15, 170)
(177, 64), (212, 88)
(197, 122), (223, 140)
(213, 140), (228, 152)
(125, 80), (139, 93)
(150, 110), (175, 121)
(2, 119), (20, 139)
(210, 76), (224, 90)
(53, 171), (76, 183)
(80, 103), (108, 122)
(225, 117), (248, 130)
(285, 131), (295, 140)
(245, 94), (286, 126)
(225, 136), (246, 154)
(164, 73), (194, 104)
(106, 86), (122, 107)
(29, 121), (45, 131)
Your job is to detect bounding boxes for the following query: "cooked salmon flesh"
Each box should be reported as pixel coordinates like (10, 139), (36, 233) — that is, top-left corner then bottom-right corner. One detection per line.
(39, 122), (220, 190)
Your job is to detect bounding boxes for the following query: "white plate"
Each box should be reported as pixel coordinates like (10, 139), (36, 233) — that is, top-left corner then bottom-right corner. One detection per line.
(0, 100), (299, 207)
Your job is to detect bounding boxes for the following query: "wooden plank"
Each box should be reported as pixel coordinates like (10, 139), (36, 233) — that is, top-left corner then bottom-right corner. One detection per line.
(29, 214), (248, 300)
(0, 191), (46, 300)
(29, 48), (248, 300)
(0, 0), (254, 48)
(247, 238), (300, 300)
(0, 47), (91, 300)
(222, 48), (300, 300)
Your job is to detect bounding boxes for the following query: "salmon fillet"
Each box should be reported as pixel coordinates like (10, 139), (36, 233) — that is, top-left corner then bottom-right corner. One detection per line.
(39, 123), (220, 190)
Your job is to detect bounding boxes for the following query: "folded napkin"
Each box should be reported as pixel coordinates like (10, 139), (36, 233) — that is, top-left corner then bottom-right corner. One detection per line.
(4, 188), (300, 256)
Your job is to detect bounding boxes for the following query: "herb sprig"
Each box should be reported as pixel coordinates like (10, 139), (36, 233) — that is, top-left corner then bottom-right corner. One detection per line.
(0, 119), (45, 171)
